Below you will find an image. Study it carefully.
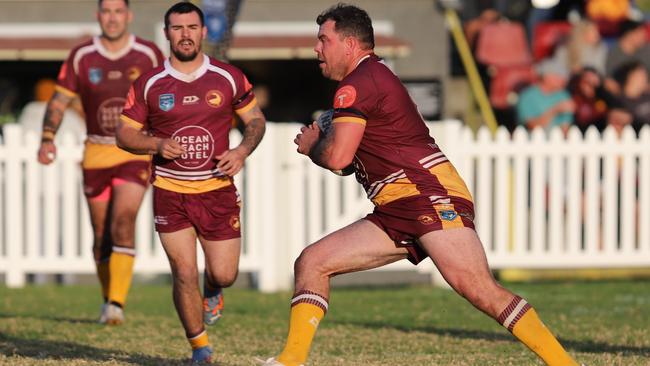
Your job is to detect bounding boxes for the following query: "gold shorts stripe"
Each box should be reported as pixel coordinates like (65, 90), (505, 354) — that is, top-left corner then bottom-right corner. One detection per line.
(428, 162), (473, 202)
(153, 176), (232, 194)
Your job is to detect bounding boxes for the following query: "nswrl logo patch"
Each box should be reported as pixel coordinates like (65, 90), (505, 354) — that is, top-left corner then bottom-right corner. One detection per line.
(159, 93), (175, 112)
(439, 210), (458, 221)
(88, 67), (102, 84)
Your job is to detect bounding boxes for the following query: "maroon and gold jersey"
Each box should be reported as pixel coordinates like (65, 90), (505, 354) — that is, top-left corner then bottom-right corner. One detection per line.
(56, 35), (164, 169)
(120, 54), (256, 194)
(332, 54), (474, 209)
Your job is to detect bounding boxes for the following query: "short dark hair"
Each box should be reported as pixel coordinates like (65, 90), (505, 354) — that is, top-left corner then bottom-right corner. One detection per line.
(613, 60), (645, 87)
(317, 3), (375, 50)
(164, 1), (205, 29)
(98, 0), (129, 6)
(619, 19), (643, 38)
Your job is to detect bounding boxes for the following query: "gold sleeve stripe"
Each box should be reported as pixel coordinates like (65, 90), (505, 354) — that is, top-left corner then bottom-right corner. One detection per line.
(120, 115), (144, 130)
(54, 85), (78, 98)
(333, 116), (366, 125)
(235, 96), (258, 115)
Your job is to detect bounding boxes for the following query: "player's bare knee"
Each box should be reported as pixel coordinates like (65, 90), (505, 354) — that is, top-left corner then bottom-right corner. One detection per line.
(173, 267), (199, 287)
(207, 270), (238, 288)
(110, 213), (137, 244)
(294, 247), (328, 277)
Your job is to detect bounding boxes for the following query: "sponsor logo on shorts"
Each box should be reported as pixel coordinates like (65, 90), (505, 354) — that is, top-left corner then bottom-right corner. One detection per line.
(159, 93), (175, 112)
(171, 125), (215, 169)
(154, 216), (168, 225)
(138, 169), (149, 182)
(183, 95), (200, 105)
(229, 216), (240, 231)
(417, 214), (436, 225)
(205, 90), (224, 108)
(97, 97), (126, 135)
(439, 210), (458, 221)
(88, 67), (102, 84)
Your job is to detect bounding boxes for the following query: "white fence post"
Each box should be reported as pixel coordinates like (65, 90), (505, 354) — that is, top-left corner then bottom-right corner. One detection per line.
(4, 125), (25, 287)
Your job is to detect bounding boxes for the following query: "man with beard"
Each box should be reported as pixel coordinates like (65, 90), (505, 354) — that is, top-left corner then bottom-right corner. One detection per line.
(258, 4), (581, 366)
(37, 0), (163, 325)
(116, 2), (266, 364)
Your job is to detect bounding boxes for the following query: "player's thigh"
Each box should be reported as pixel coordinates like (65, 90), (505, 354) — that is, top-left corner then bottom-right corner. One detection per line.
(418, 227), (495, 290)
(159, 227), (199, 275)
(199, 237), (241, 283)
(111, 181), (147, 220)
(298, 219), (409, 276)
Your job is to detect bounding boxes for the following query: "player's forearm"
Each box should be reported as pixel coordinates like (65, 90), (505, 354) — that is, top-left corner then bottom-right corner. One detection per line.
(115, 124), (160, 155)
(237, 117), (266, 156)
(41, 92), (72, 141)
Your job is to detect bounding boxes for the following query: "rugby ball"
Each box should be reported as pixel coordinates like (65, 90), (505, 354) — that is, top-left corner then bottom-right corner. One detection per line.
(315, 109), (354, 176)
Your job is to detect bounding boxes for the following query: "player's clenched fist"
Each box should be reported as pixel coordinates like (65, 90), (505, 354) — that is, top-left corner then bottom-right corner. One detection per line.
(156, 138), (185, 159)
(37, 141), (57, 165)
(294, 122), (321, 155)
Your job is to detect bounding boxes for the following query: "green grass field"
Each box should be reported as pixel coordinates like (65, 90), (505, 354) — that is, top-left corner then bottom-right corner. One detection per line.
(1, 280), (649, 365)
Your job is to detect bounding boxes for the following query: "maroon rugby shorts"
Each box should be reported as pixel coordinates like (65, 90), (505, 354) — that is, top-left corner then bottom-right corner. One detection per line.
(83, 160), (150, 199)
(153, 185), (241, 241)
(364, 195), (475, 264)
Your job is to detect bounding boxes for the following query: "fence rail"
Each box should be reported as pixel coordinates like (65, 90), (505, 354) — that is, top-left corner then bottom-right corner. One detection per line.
(1, 121), (649, 291)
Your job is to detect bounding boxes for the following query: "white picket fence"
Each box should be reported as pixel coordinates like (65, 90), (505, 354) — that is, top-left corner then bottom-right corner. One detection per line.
(1, 121), (649, 292)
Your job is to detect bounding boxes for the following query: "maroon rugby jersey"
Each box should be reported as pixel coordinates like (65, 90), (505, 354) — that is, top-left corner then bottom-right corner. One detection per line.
(331, 54), (473, 209)
(57, 35), (164, 141)
(120, 54), (256, 194)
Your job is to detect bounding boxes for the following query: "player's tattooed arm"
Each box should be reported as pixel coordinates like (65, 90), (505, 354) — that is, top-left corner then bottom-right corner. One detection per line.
(41, 91), (73, 142)
(216, 104), (266, 176)
(238, 104), (266, 156)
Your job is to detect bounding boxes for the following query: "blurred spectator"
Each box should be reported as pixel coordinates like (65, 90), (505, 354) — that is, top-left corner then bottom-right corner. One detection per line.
(606, 103), (634, 136)
(551, 20), (607, 74)
(605, 19), (650, 77)
(517, 59), (575, 133)
(613, 61), (650, 132)
(568, 67), (613, 132)
(464, 8), (501, 50)
(585, 0), (631, 36)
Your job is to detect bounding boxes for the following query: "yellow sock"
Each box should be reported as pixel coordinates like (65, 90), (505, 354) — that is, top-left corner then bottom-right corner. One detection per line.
(277, 290), (328, 366)
(108, 247), (136, 306)
(188, 330), (210, 350)
(96, 260), (110, 302)
(498, 296), (579, 366)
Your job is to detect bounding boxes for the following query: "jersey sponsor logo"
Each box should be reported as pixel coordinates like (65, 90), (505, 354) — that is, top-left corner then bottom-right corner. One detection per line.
(229, 215), (241, 231)
(107, 70), (122, 80)
(205, 90), (224, 108)
(154, 216), (168, 225)
(127, 66), (141, 81)
(97, 97), (126, 135)
(183, 95), (200, 105)
(171, 125), (215, 169)
(418, 214), (436, 225)
(352, 156), (368, 187)
(159, 93), (175, 112)
(88, 67), (103, 84)
(333, 85), (357, 108)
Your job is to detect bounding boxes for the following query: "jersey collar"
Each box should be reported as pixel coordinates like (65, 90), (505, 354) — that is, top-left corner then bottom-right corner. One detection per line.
(93, 34), (135, 61)
(164, 54), (210, 83)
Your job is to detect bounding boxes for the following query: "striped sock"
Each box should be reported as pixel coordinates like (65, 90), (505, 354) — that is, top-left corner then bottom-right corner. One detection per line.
(107, 246), (136, 307)
(498, 296), (579, 366)
(277, 290), (328, 366)
(188, 329), (210, 350)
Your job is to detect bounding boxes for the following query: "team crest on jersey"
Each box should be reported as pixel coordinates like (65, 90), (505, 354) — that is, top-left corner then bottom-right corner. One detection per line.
(159, 93), (175, 112)
(88, 67), (103, 84)
(334, 85), (357, 108)
(127, 67), (141, 81)
(205, 90), (224, 108)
